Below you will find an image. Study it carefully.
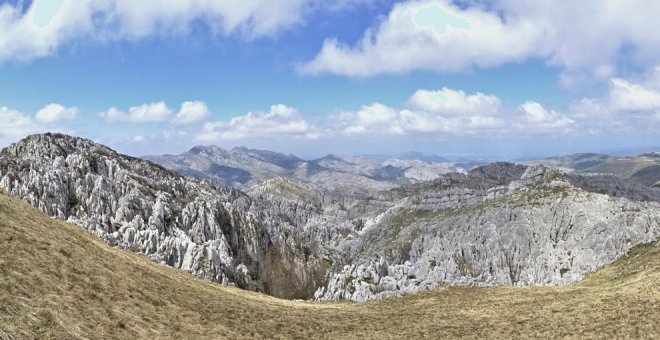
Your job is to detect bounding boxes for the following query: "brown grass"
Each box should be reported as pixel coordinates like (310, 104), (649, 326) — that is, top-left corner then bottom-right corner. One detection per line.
(0, 191), (658, 339)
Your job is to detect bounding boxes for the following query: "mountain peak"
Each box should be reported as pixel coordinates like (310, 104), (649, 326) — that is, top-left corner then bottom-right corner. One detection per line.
(3, 133), (116, 160)
(315, 154), (346, 163)
(188, 145), (228, 155)
(231, 146), (250, 152)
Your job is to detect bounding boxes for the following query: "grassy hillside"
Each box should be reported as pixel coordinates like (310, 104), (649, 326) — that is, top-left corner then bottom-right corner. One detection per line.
(0, 191), (659, 339)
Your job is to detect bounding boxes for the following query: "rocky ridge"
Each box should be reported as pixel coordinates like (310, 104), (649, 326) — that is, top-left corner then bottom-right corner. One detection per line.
(314, 164), (660, 301)
(0, 134), (333, 299)
(2, 134), (660, 303)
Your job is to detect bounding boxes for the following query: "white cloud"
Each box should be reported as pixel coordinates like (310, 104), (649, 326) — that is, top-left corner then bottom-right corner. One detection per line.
(99, 101), (172, 123)
(172, 101), (211, 125)
(567, 71), (660, 131)
(573, 72), (660, 116)
(339, 103), (403, 135)
(608, 78), (660, 112)
(300, 0), (660, 81)
(516, 101), (574, 135)
(338, 88), (506, 136)
(198, 104), (320, 141)
(0, 0), (316, 63)
(408, 88), (500, 115)
(0, 105), (76, 144)
(0, 106), (35, 137)
(299, 0), (541, 76)
(35, 103), (78, 123)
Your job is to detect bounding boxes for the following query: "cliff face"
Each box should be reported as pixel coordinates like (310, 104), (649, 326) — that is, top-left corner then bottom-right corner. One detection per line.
(1, 133), (659, 302)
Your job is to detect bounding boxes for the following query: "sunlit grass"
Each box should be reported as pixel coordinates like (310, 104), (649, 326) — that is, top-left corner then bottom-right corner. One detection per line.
(0, 191), (658, 339)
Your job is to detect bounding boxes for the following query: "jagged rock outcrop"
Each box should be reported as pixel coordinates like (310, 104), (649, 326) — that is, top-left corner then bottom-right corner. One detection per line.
(315, 165), (660, 302)
(2, 133), (659, 303)
(0, 133), (329, 299)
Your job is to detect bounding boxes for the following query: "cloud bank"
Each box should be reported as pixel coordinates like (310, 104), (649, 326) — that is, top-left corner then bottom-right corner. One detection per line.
(0, 0), (325, 63)
(300, 0), (660, 84)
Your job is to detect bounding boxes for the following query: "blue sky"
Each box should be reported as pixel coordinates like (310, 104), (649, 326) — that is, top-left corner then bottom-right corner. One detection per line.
(0, 0), (659, 159)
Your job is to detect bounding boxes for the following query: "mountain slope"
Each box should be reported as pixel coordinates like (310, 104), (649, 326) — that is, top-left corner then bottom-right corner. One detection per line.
(316, 164), (660, 301)
(0, 133), (329, 299)
(0, 190), (658, 338)
(524, 152), (660, 187)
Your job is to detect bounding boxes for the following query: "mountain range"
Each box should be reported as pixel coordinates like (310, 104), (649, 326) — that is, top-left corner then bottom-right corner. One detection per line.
(143, 146), (474, 194)
(1, 133), (659, 303)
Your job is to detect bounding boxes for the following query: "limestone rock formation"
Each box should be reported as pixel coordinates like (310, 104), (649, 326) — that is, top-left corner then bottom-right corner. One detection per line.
(314, 164), (660, 302)
(2, 133), (659, 303)
(0, 133), (328, 299)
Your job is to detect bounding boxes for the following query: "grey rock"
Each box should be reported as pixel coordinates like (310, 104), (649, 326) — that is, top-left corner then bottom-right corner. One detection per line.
(314, 165), (660, 302)
(0, 133), (328, 299)
(2, 133), (660, 304)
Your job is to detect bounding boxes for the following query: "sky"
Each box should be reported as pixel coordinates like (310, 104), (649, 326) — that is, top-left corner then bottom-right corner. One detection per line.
(0, 0), (659, 159)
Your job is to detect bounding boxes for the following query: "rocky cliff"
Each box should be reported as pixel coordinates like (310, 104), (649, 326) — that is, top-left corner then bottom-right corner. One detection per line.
(0, 133), (330, 299)
(314, 164), (660, 301)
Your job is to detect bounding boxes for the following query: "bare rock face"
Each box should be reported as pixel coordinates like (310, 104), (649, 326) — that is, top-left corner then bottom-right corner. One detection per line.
(0, 133), (328, 299)
(314, 165), (660, 302)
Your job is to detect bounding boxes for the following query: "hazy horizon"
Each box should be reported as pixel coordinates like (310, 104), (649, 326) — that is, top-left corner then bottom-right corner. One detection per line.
(3, 132), (659, 163)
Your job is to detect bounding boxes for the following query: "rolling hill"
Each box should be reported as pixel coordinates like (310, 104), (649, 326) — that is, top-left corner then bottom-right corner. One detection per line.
(1, 190), (658, 339)
(524, 152), (660, 187)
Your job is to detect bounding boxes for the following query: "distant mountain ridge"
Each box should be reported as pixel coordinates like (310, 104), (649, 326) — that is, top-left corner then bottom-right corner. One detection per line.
(523, 152), (660, 187)
(144, 145), (471, 192)
(359, 151), (450, 164)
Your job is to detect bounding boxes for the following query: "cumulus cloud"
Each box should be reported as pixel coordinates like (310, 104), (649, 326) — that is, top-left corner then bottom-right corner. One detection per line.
(338, 103), (403, 135)
(0, 106), (35, 138)
(338, 88), (506, 136)
(35, 103), (78, 123)
(0, 104), (77, 144)
(568, 70), (660, 131)
(516, 101), (574, 135)
(99, 101), (172, 123)
(197, 104), (320, 141)
(172, 101), (211, 125)
(408, 88), (500, 115)
(0, 0), (316, 63)
(607, 78), (660, 112)
(575, 72), (660, 114)
(300, 0), (660, 81)
(299, 0), (541, 76)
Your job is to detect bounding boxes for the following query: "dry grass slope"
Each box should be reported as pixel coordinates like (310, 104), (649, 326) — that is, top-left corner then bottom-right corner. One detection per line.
(0, 191), (658, 339)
